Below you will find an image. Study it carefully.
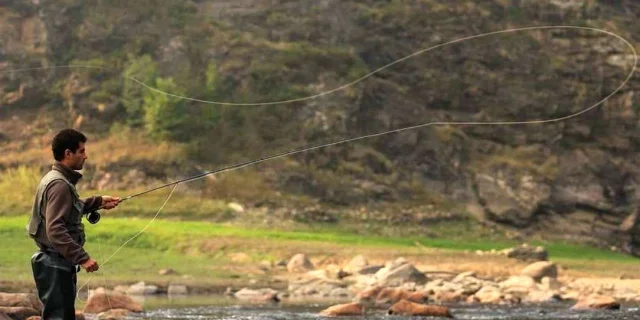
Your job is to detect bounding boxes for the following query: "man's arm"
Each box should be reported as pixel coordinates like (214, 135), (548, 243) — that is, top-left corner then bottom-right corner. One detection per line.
(44, 180), (90, 265)
(82, 196), (102, 213)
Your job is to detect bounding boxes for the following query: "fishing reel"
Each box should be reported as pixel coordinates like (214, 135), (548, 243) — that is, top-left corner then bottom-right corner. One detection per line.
(85, 210), (101, 224)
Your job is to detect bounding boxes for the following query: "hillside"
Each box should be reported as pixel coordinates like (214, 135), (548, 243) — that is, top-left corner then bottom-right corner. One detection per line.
(0, 0), (639, 255)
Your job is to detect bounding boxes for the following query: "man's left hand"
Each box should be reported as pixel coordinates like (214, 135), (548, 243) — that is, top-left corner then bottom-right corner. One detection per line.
(100, 195), (121, 210)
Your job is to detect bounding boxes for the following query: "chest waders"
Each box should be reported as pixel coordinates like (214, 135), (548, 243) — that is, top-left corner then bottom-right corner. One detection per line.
(28, 170), (84, 320)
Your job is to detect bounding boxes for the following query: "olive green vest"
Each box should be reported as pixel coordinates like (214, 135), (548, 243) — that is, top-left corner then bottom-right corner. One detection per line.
(27, 170), (85, 237)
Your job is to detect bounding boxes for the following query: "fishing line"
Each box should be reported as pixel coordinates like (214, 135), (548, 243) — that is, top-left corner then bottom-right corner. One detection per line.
(4, 25), (634, 300)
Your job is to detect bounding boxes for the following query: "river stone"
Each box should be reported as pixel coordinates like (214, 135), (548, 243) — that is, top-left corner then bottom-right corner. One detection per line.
(502, 244), (548, 261)
(0, 293), (42, 312)
(319, 302), (364, 316)
(387, 300), (453, 317)
(126, 281), (158, 295)
(572, 294), (620, 310)
(287, 254), (314, 273)
(83, 290), (143, 314)
(168, 284), (188, 295)
(520, 261), (558, 281)
(343, 255), (369, 274)
(0, 307), (39, 320)
(375, 262), (427, 286)
(234, 288), (279, 302)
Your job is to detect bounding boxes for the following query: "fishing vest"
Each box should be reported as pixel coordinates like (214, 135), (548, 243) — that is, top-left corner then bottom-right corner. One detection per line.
(27, 170), (85, 239)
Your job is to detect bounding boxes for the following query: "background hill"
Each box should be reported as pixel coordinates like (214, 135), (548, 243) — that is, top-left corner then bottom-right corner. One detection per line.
(1, 0), (639, 255)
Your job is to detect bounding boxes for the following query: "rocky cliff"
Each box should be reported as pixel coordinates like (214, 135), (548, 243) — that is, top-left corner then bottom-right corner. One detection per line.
(1, 0), (639, 253)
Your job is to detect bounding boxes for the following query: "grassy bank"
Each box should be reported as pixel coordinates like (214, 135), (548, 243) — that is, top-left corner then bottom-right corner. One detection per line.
(1, 216), (637, 293)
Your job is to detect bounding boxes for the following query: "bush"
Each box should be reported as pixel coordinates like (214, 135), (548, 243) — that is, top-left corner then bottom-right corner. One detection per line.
(142, 77), (190, 141)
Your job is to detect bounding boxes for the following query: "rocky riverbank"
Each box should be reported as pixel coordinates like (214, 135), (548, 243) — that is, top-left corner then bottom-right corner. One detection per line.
(2, 245), (637, 319)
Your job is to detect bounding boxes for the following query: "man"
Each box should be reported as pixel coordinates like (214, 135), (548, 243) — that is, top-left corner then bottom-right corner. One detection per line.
(27, 128), (121, 320)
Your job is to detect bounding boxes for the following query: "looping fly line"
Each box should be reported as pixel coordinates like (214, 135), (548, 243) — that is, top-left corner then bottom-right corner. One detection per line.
(4, 25), (634, 297)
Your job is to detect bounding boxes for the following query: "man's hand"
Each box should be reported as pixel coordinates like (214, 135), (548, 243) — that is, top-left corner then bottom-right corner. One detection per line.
(81, 258), (99, 273)
(100, 195), (121, 210)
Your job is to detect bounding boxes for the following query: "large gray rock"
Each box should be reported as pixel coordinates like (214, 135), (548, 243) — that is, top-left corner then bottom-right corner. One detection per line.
(375, 259), (427, 286)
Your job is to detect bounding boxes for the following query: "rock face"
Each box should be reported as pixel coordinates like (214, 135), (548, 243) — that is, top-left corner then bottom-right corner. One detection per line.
(1, 0), (640, 253)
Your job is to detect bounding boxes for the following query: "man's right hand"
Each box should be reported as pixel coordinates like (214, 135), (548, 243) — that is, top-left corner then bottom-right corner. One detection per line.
(81, 258), (99, 273)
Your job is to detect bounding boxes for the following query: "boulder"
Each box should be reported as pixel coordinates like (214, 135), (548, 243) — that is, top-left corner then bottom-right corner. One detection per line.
(433, 289), (467, 303)
(502, 244), (548, 261)
(499, 276), (537, 294)
(287, 254), (315, 273)
(0, 307), (39, 320)
(343, 255), (369, 274)
(168, 284), (188, 295)
(387, 300), (452, 317)
(375, 262), (427, 286)
(355, 286), (383, 304)
(83, 289), (143, 314)
(357, 265), (384, 275)
(126, 281), (158, 295)
(520, 261), (557, 281)
(572, 294), (620, 310)
(319, 302), (364, 316)
(0, 293), (43, 312)
(233, 288), (279, 302)
(524, 290), (562, 303)
(470, 286), (503, 304)
(288, 276), (349, 299)
(375, 288), (428, 307)
(540, 277), (561, 290)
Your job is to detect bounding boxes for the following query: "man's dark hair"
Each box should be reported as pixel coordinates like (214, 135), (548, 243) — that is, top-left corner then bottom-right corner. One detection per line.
(52, 129), (87, 161)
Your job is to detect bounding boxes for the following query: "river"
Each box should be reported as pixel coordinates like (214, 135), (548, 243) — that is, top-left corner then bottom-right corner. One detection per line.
(109, 295), (640, 320)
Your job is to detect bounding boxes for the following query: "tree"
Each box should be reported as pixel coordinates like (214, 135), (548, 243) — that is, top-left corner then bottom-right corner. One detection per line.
(142, 77), (189, 141)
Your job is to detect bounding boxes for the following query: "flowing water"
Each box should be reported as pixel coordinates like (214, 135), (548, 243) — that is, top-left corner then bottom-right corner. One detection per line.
(111, 295), (640, 320)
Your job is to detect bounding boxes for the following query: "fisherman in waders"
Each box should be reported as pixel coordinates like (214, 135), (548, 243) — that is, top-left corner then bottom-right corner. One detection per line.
(27, 128), (121, 320)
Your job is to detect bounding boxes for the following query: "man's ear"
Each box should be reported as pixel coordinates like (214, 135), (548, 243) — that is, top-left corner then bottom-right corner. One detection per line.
(64, 149), (72, 158)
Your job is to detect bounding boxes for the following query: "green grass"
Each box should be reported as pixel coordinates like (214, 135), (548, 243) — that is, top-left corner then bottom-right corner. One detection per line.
(1, 215), (636, 286)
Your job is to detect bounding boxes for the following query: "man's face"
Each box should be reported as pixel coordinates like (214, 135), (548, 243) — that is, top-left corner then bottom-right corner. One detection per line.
(65, 142), (87, 170)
